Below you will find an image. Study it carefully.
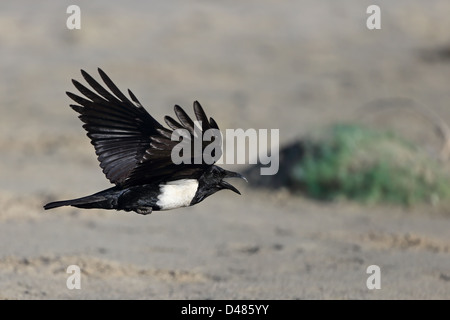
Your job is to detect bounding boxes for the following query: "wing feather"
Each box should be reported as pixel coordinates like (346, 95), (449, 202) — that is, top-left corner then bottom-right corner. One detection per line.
(67, 69), (222, 187)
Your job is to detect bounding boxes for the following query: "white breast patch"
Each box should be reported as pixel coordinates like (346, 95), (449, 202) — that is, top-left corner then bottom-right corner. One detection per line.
(156, 179), (199, 210)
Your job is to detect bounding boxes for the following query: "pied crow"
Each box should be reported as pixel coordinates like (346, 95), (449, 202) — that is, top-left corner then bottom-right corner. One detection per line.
(43, 68), (246, 215)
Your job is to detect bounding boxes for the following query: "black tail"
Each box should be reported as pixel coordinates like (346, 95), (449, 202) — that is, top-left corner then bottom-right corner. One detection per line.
(44, 187), (121, 211)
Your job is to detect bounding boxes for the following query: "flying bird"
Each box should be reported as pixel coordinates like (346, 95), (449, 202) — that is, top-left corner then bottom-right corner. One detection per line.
(44, 68), (246, 215)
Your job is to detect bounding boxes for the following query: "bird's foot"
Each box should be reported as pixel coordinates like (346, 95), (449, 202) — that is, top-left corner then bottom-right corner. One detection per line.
(135, 207), (153, 215)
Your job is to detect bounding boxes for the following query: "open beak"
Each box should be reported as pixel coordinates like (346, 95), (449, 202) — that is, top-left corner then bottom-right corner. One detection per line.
(220, 170), (248, 195)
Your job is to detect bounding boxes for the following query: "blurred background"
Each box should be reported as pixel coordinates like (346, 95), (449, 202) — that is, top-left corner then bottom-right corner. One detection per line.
(0, 0), (449, 299)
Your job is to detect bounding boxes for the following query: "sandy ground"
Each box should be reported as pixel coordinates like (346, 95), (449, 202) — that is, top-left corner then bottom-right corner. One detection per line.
(1, 0), (450, 299)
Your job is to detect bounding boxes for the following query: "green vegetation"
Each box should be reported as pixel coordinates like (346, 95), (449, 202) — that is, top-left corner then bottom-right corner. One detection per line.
(290, 124), (450, 206)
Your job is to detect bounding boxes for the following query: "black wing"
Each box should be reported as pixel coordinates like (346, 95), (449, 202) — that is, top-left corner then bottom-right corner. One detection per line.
(67, 68), (222, 187)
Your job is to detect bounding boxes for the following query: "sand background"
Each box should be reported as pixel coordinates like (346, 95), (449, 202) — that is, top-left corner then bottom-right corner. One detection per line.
(0, 0), (449, 299)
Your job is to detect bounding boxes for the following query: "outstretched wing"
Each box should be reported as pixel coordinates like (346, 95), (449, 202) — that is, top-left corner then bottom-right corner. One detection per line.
(67, 68), (221, 188)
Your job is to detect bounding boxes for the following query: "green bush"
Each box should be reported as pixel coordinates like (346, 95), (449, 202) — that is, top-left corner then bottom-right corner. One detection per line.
(291, 124), (450, 206)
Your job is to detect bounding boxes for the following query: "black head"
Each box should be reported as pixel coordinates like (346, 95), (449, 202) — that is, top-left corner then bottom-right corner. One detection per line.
(191, 166), (247, 205)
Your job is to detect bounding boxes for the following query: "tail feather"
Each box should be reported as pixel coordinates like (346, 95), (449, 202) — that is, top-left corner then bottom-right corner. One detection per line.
(44, 199), (77, 210)
(44, 188), (120, 211)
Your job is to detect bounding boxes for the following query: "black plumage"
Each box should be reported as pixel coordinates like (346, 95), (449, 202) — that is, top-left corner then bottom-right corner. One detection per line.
(44, 68), (246, 215)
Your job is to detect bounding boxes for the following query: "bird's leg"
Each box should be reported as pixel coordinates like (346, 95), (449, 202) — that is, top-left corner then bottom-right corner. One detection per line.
(135, 207), (153, 215)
